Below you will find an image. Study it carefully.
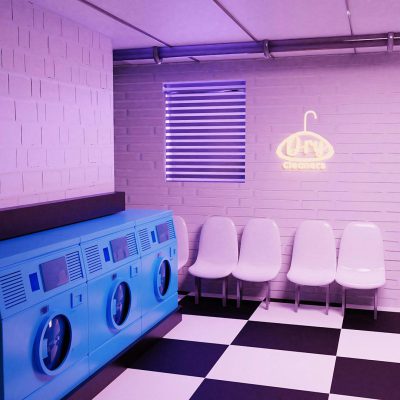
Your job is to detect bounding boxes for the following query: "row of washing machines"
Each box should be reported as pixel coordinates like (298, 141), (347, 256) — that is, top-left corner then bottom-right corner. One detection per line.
(0, 209), (178, 400)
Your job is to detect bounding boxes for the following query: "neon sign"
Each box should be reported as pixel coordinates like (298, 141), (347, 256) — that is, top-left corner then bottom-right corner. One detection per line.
(276, 110), (334, 170)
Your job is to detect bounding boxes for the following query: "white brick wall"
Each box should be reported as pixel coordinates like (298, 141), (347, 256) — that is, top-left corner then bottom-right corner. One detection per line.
(114, 53), (400, 308)
(0, 0), (114, 208)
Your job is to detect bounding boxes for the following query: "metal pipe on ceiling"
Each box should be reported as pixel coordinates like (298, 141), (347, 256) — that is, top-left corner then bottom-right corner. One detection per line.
(113, 32), (400, 63)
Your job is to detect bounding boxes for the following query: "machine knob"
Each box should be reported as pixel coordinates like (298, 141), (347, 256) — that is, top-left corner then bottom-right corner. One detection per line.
(40, 305), (49, 315)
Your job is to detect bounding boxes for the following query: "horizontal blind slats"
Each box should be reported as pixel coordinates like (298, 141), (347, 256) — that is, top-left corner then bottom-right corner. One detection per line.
(166, 94), (245, 101)
(167, 123), (245, 128)
(166, 161), (245, 166)
(163, 80), (246, 183)
(166, 154), (245, 160)
(164, 80), (245, 88)
(166, 148), (245, 153)
(167, 135), (245, 140)
(166, 115), (245, 121)
(166, 108), (245, 114)
(167, 174), (245, 180)
(168, 99), (245, 104)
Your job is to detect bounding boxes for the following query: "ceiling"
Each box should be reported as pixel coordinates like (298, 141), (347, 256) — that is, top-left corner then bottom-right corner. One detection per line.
(32, 0), (400, 63)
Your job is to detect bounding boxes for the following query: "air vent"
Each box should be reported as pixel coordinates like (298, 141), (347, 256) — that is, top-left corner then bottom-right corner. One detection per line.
(0, 270), (27, 309)
(138, 228), (151, 252)
(84, 245), (102, 274)
(167, 220), (176, 239)
(126, 232), (138, 256)
(65, 251), (84, 281)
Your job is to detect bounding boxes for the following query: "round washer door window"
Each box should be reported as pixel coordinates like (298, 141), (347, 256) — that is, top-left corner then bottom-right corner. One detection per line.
(157, 260), (171, 298)
(41, 315), (71, 372)
(112, 282), (131, 326)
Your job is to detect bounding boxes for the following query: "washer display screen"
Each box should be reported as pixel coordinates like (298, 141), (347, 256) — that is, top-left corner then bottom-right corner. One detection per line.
(40, 257), (69, 292)
(110, 237), (129, 262)
(112, 282), (131, 326)
(42, 315), (71, 371)
(156, 223), (170, 243)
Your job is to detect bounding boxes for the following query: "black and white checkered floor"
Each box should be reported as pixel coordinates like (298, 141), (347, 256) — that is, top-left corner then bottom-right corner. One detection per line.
(94, 294), (400, 400)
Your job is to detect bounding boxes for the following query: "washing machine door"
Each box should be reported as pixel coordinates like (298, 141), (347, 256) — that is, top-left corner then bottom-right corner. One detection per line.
(36, 314), (72, 376)
(108, 281), (132, 330)
(154, 258), (171, 300)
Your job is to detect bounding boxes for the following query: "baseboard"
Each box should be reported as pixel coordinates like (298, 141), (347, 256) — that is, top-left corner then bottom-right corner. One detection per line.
(184, 291), (400, 313)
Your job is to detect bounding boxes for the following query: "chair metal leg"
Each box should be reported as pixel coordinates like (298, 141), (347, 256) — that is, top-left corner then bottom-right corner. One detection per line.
(236, 280), (241, 308)
(295, 285), (300, 312)
(195, 277), (201, 305)
(222, 278), (228, 307)
(264, 281), (270, 310)
(342, 287), (346, 317)
(374, 288), (378, 320)
(325, 284), (330, 315)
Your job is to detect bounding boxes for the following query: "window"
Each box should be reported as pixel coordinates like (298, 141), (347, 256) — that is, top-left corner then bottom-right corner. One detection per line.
(163, 80), (246, 182)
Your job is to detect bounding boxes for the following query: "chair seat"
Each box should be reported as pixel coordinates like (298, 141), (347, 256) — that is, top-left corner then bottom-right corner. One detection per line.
(189, 261), (235, 279)
(287, 267), (335, 286)
(336, 267), (385, 289)
(232, 263), (280, 282)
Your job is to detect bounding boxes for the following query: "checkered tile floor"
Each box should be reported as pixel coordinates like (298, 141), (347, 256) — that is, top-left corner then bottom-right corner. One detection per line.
(94, 295), (400, 400)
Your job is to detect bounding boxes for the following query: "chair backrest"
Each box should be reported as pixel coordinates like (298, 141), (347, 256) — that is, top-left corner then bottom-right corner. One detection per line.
(197, 216), (238, 264)
(338, 222), (385, 271)
(239, 218), (281, 268)
(173, 215), (189, 270)
(291, 220), (336, 271)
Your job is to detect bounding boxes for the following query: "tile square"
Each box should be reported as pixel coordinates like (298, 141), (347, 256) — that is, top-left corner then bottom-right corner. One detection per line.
(232, 321), (340, 355)
(125, 338), (227, 377)
(178, 290), (189, 301)
(331, 357), (400, 400)
(179, 295), (260, 320)
(191, 378), (329, 400)
(207, 345), (336, 394)
(93, 369), (203, 400)
(164, 314), (247, 344)
(337, 329), (400, 363)
(250, 301), (343, 329)
(342, 309), (400, 334)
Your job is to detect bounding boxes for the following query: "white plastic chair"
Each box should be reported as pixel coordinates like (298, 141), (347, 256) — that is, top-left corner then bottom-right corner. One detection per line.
(188, 216), (238, 306)
(336, 222), (386, 320)
(287, 220), (337, 314)
(173, 215), (189, 271)
(232, 219), (281, 309)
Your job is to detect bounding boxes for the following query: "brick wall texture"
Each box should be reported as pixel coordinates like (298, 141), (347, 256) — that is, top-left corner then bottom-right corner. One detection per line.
(0, 0), (114, 208)
(114, 53), (400, 308)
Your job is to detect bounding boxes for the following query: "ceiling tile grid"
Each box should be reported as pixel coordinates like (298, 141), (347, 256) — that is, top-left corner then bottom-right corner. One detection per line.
(32, 0), (400, 62)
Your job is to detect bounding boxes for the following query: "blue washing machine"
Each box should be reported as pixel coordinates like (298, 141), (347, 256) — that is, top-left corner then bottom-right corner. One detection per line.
(130, 210), (178, 334)
(0, 228), (89, 400)
(78, 211), (142, 373)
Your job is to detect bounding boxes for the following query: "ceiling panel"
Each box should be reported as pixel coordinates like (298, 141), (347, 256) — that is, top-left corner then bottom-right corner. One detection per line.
(32, 0), (395, 62)
(218, 0), (351, 40)
(83, 0), (252, 47)
(349, 0), (400, 34)
(32, 0), (162, 48)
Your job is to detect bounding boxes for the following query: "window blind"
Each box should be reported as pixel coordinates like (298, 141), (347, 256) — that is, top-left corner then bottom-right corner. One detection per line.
(163, 80), (246, 182)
